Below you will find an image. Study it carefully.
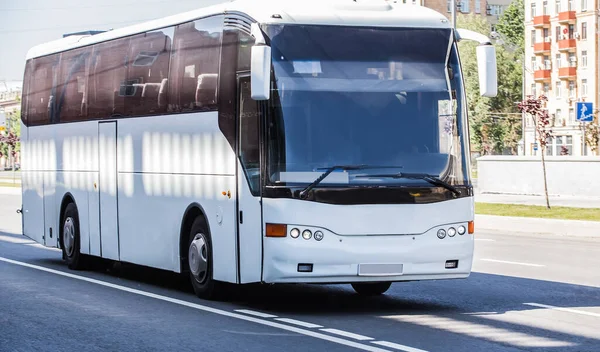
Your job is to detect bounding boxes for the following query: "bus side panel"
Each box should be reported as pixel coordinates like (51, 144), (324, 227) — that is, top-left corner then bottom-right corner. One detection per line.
(21, 126), (45, 245)
(42, 171), (58, 248)
(116, 113), (238, 280)
(54, 121), (100, 256)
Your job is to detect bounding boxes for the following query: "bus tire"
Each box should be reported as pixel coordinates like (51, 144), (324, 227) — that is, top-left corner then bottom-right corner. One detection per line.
(61, 202), (86, 270)
(351, 282), (392, 296)
(187, 216), (223, 300)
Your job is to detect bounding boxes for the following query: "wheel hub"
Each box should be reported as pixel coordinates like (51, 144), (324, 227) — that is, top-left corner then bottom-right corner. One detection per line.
(188, 233), (208, 283)
(63, 217), (75, 257)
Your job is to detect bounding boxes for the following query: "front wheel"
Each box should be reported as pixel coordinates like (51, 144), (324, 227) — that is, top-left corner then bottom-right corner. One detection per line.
(187, 217), (224, 300)
(351, 282), (392, 296)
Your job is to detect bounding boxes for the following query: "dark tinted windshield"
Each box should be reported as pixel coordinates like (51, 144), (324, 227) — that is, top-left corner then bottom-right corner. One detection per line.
(264, 24), (468, 187)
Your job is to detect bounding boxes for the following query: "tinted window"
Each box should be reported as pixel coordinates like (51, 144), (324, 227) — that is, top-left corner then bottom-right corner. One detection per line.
(28, 54), (59, 125)
(238, 77), (260, 194)
(168, 16), (223, 112)
(21, 60), (32, 125)
(124, 27), (174, 116)
(56, 47), (91, 122)
(237, 31), (254, 72)
(88, 37), (130, 119)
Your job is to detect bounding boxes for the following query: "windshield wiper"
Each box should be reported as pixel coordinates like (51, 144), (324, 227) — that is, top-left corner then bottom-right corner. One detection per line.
(297, 165), (378, 199)
(355, 172), (461, 197)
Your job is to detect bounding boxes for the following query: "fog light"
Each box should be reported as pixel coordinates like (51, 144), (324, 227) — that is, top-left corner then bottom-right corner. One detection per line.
(448, 227), (456, 237)
(314, 231), (324, 241)
(445, 260), (458, 269)
(457, 226), (466, 235)
(302, 230), (312, 240)
(437, 229), (446, 239)
(290, 228), (300, 238)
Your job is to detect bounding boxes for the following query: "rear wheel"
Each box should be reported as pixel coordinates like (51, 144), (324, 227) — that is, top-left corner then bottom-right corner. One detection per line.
(61, 203), (86, 270)
(187, 217), (223, 300)
(351, 282), (392, 296)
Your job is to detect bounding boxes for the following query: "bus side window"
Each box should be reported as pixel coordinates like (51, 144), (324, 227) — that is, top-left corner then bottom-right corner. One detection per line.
(168, 16), (223, 113)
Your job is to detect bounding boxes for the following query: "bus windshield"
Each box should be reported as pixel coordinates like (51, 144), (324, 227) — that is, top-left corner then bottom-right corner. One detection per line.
(264, 24), (469, 188)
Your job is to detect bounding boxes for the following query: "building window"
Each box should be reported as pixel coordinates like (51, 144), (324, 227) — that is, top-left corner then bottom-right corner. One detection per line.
(475, 0), (481, 13)
(555, 0), (561, 13)
(447, 0), (452, 12)
(531, 56), (537, 71)
(568, 24), (574, 39)
(531, 30), (536, 45)
(581, 50), (588, 67)
(569, 108), (575, 124)
(581, 22), (587, 39)
(581, 0), (587, 10)
(531, 83), (537, 97)
(543, 0), (548, 14)
(543, 55), (551, 69)
(555, 26), (561, 42)
(531, 2), (536, 17)
(555, 136), (573, 155)
(543, 28), (549, 40)
(460, 0), (469, 12)
(568, 80), (575, 97)
(568, 52), (576, 66)
(556, 81), (562, 98)
(582, 79), (588, 96)
(555, 53), (561, 68)
(543, 83), (550, 95)
(567, 0), (574, 10)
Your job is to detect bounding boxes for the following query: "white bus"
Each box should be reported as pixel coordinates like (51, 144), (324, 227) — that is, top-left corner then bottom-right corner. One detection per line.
(19, 0), (497, 299)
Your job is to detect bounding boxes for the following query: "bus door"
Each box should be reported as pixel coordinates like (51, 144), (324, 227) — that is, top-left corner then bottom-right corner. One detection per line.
(236, 74), (263, 283)
(97, 121), (120, 260)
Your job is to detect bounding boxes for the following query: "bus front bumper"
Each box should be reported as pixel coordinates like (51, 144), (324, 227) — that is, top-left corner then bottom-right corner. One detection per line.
(262, 223), (474, 284)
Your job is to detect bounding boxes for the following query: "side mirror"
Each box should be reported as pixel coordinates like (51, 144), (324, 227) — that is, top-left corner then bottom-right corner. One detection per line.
(476, 45), (497, 97)
(250, 45), (271, 100)
(455, 28), (498, 98)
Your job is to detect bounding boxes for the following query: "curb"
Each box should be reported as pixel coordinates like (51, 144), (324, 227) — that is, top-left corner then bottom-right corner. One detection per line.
(475, 214), (600, 238)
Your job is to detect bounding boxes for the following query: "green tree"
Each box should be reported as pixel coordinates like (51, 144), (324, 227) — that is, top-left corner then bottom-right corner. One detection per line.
(494, 0), (525, 53)
(0, 109), (21, 166)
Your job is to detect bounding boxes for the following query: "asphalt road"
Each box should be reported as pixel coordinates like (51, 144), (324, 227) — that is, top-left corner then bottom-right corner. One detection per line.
(1, 192), (599, 352)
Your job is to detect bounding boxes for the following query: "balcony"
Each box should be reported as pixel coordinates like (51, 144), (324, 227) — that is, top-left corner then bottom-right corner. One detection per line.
(558, 11), (576, 23)
(558, 66), (577, 79)
(558, 38), (576, 51)
(533, 15), (551, 27)
(534, 69), (552, 81)
(534, 41), (551, 53)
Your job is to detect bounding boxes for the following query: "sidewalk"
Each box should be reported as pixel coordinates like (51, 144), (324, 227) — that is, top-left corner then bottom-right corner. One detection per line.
(0, 186), (21, 195)
(475, 214), (600, 238)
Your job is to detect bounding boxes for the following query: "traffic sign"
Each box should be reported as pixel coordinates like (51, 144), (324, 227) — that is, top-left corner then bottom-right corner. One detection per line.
(576, 102), (594, 122)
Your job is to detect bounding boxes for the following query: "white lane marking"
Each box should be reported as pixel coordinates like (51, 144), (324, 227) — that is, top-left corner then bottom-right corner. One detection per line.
(0, 234), (34, 244)
(235, 309), (278, 318)
(0, 257), (390, 352)
(474, 239), (496, 242)
(372, 341), (428, 352)
(383, 314), (573, 347)
(275, 318), (323, 328)
(480, 259), (544, 267)
(524, 303), (600, 318)
(321, 328), (373, 341)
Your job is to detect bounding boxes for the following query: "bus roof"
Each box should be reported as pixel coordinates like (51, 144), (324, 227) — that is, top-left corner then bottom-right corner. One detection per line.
(25, 0), (451, 60)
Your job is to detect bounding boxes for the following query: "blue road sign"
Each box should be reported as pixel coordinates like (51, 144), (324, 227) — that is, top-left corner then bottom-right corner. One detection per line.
(576, 102), (594, 122)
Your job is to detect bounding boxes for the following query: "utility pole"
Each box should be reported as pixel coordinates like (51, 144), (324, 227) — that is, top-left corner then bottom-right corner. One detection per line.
(451, 0), (457, 29)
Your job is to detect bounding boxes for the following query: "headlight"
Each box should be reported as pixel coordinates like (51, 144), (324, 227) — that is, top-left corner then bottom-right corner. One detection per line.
(448, 227), (456, 237)
(458, 226), (466, 235)
(302, 230), (312, 240)
(437, 229), (446, 239)
(290, 228), (300, 238)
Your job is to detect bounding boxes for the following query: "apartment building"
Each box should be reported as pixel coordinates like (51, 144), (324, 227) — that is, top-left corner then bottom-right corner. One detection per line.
(422, 0), (489, 17)
(524, 0), (599, 156)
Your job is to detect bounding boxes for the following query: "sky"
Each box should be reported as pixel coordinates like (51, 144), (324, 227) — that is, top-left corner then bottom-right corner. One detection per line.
(0, 0), (227, 82)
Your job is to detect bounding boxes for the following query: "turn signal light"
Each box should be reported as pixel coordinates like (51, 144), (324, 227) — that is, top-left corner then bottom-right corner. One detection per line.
(468, 221), (475, 234)
(266, 223), (287, 237)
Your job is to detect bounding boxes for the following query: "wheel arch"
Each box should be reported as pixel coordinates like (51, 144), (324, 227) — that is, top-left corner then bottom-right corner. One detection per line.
(179, 203), (211, 273)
